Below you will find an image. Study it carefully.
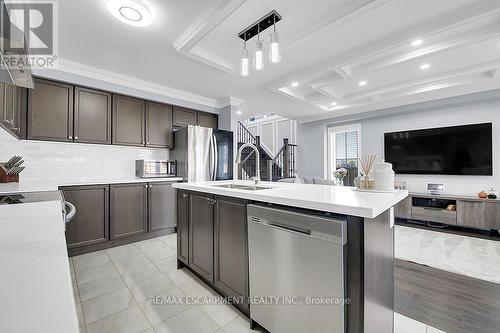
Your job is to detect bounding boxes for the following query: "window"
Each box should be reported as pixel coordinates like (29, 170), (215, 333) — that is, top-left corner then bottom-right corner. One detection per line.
(327, 124), (361, 186)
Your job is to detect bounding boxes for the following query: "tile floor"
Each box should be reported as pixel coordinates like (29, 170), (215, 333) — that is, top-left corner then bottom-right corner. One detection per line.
(69, 233), (446, 333)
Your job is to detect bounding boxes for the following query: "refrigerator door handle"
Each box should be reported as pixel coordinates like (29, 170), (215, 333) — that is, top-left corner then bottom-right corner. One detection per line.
(210, 133), (216, 181)
(213, 134), (218, 181)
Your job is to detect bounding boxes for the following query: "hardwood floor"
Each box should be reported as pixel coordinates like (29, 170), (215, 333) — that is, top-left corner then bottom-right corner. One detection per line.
(395, 259), (500, 333)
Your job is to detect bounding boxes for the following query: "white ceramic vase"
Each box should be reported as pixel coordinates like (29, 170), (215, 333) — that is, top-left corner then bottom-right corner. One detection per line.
(374, 160), (395, 191)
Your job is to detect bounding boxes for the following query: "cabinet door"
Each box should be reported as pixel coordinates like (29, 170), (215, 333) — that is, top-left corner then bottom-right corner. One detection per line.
(74, 87), (112, 144)
(177, 190), (190, 264)
(457, 201), (500, 229)
(61, 185), (109, 248)
(173, 106), (197, 127)
(394, 197), (412, 219)
(146, 101), (173, 148)
(0, 84), (27, 139)
(28, 78), (74, 142)
(214, 196), (249, 314)
(110, 183), (148, 239)
(198, 112), (218, 129)
(148, 182), (176, 232)
(189, 192), (214, 282)
(112, 95), (146, 146)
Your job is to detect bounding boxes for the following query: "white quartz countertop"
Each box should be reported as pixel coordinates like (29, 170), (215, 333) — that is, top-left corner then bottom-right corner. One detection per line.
(0, 200), (79, 333)
(173, 181), (408, 218)
(0, 177), (183, 194)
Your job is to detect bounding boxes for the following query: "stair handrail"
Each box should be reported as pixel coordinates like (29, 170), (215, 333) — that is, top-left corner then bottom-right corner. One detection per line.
(238, 121), (257, 145)
(267, 138), (297, 181)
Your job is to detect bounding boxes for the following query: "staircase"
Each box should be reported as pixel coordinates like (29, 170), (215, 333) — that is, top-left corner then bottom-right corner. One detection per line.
(237, 121), (297, 181)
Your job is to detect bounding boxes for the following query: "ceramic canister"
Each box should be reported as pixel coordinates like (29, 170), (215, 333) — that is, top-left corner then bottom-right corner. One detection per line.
(374, 160), (395, 191)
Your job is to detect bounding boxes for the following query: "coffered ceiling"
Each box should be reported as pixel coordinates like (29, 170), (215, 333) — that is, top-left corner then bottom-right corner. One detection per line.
(55, 0), (500, 123)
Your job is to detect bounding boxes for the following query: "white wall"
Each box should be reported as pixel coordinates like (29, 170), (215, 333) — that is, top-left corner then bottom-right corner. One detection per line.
(297, 92), (500, 196)
(244, 115), (297, 155)
(0, 127), (168, 183)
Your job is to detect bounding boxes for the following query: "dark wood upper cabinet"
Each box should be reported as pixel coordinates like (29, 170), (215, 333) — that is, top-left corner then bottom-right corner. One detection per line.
(110, 183), (148, 239)
(173, 106), (197, 127)
(177, 190), (190, 265)
(74, 87), (112, 144)
(198, 112), (218, 129)
(146, 101), (173, 148)
(61, 185), (109, 248)
(214, 196), (249, 315)
(112, 95), (146, 146)
(0, 83), (27, 139)
(189, 192), (215, 283)
(28, 78), (74, 142)
(148, 182), (176, 232)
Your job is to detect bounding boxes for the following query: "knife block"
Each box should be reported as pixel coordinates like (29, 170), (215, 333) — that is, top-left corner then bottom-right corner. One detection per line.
(0, 166), (19, 183)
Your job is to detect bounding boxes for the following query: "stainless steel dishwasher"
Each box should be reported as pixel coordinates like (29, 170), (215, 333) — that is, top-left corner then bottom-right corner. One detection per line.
(248, 204), (347, 333)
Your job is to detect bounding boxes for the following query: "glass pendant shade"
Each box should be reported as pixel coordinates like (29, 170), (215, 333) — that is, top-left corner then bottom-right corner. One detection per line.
(269, 31), (281, 64)
(240, 47), (249, 76)
(253, 40), (264, 71)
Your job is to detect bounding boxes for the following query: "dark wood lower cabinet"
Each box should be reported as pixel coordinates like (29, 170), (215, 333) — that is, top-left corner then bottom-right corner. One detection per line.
(177, 190), (190, 264)
(61, 185), (109, 248)
(63, 181), (177, 256)
(189, 192), (215, 282)
(214, 196), (250, 315)
(178, 190), (250, 315)
(148, 182), (176, 232)
(110, 183), (148, 240)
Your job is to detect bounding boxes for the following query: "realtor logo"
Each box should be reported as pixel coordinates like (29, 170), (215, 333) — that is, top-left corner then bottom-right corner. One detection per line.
(1, 0), (58, 67)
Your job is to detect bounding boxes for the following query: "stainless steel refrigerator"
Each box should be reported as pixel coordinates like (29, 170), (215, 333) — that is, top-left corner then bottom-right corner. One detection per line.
(170, 126), (234, 182)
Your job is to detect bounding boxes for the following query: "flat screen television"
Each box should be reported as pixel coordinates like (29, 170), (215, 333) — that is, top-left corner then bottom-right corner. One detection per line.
(384, 123), (492, 175)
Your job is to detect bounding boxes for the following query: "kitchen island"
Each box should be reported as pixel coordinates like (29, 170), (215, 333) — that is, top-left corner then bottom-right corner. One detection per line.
(173, 180), (408, 333)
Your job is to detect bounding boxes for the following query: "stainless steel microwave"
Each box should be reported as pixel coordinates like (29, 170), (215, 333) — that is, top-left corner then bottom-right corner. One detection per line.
(135, 160), (176, 178)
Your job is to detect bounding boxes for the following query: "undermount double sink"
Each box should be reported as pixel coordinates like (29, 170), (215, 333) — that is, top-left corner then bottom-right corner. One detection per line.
(212, 184), (272, 191)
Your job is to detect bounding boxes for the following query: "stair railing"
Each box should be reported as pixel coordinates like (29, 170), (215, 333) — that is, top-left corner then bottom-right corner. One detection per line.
(267, 138), (298, 181)
(238, 121), (256, 145)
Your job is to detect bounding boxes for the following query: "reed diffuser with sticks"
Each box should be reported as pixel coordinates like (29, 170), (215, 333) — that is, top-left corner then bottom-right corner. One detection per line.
(358, 154), (376, 189)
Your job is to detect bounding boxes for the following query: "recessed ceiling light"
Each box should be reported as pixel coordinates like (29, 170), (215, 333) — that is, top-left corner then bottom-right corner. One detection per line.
(291, 82), (299, 87)
(420, 63), (430, 70)
(236, 110), (242, 115)
(331, 102), (337, 106)
(358, 81), (367, 87)
(411, 39), (423, 47)
(107, 0), (153, 27)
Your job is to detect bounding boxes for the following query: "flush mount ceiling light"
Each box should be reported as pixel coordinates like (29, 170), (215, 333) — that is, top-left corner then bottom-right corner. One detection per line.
(107, 0), (153, 27)
(420, 63), (430, 70)
(358, 80), (367, 86)
(331, 102), (337, 106)
(237, 10), (282, 76)
(411, 39), (423, 47)
(291, 82), (299, 87)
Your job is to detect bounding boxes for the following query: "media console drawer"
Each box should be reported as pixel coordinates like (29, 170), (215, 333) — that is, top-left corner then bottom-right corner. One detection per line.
(411, 206), (457, 225)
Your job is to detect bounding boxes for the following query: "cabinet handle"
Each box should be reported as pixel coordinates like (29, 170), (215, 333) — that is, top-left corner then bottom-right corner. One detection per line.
(74, 136), (79, 140)
(182, 194), (188, 198)
(68, 136), (73, 140)
(210, 199), (217, 205)
(144, 185), (148, 188)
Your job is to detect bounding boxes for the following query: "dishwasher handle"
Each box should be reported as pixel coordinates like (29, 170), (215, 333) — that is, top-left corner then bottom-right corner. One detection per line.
(249, 217), (343, 244)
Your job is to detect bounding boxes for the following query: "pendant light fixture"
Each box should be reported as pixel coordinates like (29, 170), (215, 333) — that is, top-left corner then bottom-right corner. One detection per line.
(269, 15), (281, 64)
(253, 26), (264, 71)
(240, 36), (249, 76)
(237, 11), (281, 76)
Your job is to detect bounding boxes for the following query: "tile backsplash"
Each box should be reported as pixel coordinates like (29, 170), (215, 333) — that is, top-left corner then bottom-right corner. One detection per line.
(0, 128), (169, 183)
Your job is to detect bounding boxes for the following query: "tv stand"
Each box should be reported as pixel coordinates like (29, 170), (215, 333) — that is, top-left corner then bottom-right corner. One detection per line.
(395, 193), (500, 231)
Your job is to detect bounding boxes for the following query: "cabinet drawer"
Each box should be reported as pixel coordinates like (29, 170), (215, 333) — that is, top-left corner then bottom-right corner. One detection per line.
(411, 206), (457, 224)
